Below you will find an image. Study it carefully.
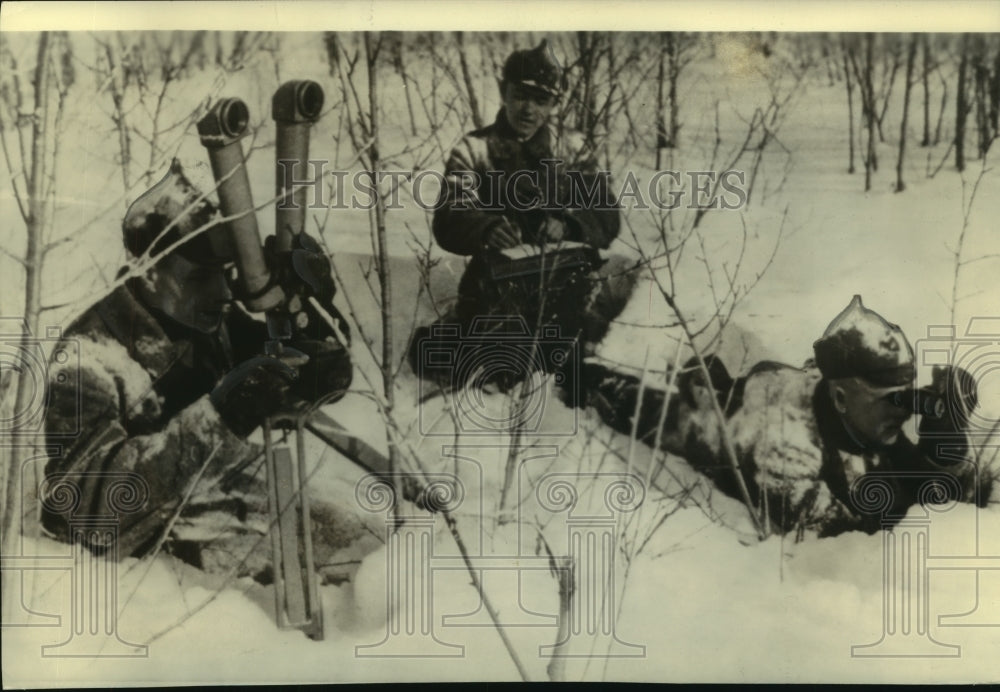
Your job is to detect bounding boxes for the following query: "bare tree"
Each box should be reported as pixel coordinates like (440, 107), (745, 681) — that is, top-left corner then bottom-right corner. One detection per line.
(87, 31), (277, 207)
(609, 53), (800, 542)
(363, 32), (402, 528)
(933, 55), (950, 147)
(874, 34), (903, 142)
(971, 34), (999, 159)
(991, 38), (1000, 140)
(842, 36), (857, 174)
(555, 32), (653, 165)
(921, 33), (933, 147)
(0, 30), (73, 620)
(454, 31), (484, 131)
(846, 33), (878, 191)
(568, 32), (595, 137)
(956, 34), (970, 172)
(863, 34), (879, 183)
(328, 32), (403, 523)
(388, 33), (419, 137)
(656, 32), (697, 160)
(896, 34), (918, 192)
(325, 30), (534, 678)
(820, 33), (840, 86)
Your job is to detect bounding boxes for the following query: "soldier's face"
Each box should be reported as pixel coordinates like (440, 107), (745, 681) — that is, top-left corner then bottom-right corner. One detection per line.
(139, 252), (231, 333)
(833, 378), (913, 448)
(502, 82), (556, 139)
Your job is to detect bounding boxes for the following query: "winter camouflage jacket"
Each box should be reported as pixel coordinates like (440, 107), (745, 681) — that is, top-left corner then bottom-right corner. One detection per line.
(427, 109), (626, 338)
(42, 279), (267, 561)
(581, 360), (983, 537)
(433, 109), (620, 258)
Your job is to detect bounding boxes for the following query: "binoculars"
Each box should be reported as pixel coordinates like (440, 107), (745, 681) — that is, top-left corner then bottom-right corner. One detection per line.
(889, 388), (947, 419)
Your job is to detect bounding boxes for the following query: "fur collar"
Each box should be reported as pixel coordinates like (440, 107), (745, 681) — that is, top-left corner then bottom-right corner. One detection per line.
(93, 280), (188, 379)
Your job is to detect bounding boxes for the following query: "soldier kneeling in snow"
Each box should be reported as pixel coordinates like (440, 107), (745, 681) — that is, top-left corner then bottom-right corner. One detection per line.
(407, 40), (638, 397)
(41, 162), (359, 581)
(571, 296), (990, 538)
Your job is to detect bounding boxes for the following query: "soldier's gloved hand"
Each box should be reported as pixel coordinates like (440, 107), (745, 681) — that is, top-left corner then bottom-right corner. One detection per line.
(211, 353), (304, 437)
(483, 217), (522, 251)
(262, 232), (337, 303)
(286, 338), (353, 410)
(289, 232), (337, 302)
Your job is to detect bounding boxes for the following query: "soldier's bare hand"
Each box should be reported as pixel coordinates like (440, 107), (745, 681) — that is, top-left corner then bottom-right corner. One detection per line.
(485, 218), (522, 250)
(541, 216), (566, 242)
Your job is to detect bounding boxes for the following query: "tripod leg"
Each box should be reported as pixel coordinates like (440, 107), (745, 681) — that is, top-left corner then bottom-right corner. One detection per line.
(263, 420), (286, 628)
(296, 420), (323, 640)
(264, 419), (309, 629)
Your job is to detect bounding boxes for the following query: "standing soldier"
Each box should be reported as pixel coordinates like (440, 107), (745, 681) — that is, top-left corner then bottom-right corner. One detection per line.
(408, 40), (638, 396)
(573, 295), (988, 537)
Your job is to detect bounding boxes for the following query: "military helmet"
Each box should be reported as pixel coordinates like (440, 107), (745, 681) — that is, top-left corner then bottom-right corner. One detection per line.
(123, 158), (232, 265)
(813, 295), (915, 387)
(502, 39), (564, 97)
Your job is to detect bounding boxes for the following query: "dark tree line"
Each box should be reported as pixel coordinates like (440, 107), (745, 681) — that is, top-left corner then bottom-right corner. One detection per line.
(836, 33), (999, 191)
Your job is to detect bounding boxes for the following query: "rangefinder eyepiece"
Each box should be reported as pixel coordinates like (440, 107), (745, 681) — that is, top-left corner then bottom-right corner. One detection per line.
(219, 98), (250, 139)
(890, 388), (946, 419)
(272, 80), (325, 123)
(296, 81), (324, 120)
(197, 97), (251, 145)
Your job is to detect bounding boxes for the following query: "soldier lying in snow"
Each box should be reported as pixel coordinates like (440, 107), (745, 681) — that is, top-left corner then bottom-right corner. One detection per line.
(568, 296), (990, 538)
(41, 162), (357, 580)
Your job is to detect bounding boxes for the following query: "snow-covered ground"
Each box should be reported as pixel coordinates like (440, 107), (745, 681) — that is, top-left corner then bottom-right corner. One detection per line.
(2, 32), (999, 684)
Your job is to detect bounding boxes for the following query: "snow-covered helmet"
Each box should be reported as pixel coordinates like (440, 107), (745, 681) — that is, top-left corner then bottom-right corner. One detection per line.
(123, 158), (233, 265)
(813, 295), (915, 387)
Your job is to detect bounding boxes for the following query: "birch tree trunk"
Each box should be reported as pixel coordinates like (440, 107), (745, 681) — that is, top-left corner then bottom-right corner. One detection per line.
(2, 31), (61, 622)
(956, 35), (969, 172)
(455, 32), (484, 131)
(843, 40), (856, 174)
(896, 34), (917, 192)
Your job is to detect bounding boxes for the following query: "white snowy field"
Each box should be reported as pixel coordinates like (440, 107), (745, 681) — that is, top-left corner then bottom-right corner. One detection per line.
(2, 31), (1000, 684)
